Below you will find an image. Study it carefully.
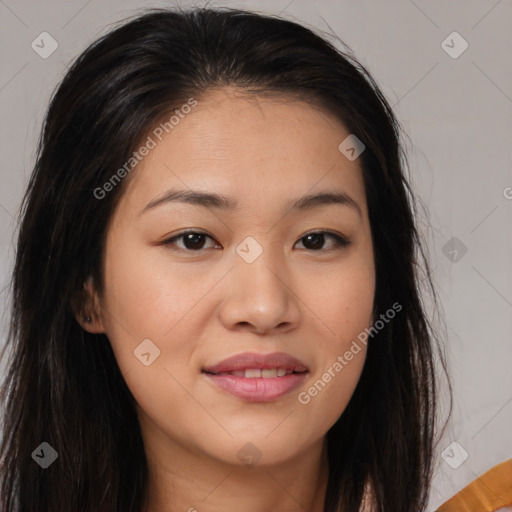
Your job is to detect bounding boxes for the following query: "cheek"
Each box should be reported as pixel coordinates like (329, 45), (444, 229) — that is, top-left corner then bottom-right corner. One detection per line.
(297, 346), (367, 435)
(301, 251), (375, 339)
(102, 230), (225, 326)
(99, 246), (217, 442)
(294, 258), (374, 430)
(295, 291), (371, 437)
(100, 239), (216, 374)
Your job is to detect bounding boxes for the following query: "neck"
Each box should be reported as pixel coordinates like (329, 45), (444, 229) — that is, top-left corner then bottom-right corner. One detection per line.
(141, 434), (329, 512)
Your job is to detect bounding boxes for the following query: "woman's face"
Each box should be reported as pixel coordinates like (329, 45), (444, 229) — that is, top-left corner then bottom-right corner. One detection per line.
(89, 87), (375, 467)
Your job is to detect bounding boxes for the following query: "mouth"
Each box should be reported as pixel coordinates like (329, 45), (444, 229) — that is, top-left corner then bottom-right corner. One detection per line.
(202, 351), (309, 402)
(203, 368), (303, 378)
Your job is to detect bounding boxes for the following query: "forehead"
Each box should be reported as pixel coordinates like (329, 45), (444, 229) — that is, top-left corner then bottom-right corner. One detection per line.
(120, 87), (368, 217)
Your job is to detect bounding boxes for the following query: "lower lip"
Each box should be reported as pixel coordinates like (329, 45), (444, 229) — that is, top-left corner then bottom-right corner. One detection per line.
(203, 372), (308, 402)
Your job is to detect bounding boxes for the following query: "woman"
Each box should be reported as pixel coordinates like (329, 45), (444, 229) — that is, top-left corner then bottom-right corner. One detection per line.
(0, 7), (449, 511)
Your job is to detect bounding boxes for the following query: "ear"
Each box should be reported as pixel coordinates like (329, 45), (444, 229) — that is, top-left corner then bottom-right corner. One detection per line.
(72, 277), (105, 334)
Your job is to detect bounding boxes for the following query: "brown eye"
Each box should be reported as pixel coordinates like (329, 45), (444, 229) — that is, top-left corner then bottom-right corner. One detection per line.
(295, 231), (350, 251)
(162, 231), (220, 251)
(182, 232), (207, 250)
(162, 230), (350, 253)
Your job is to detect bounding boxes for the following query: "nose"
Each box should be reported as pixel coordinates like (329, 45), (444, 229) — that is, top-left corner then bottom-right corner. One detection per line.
(218, 255), (301, 335)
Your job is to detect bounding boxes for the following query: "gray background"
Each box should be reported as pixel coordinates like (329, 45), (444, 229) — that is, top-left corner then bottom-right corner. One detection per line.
(1, 0), (511, 510)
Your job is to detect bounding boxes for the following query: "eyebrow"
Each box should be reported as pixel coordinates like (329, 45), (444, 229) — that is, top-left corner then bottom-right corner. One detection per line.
(139, 188), (362, 218)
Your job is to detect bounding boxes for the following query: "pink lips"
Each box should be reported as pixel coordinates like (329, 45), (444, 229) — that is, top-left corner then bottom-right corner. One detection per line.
(202, 351), (309, 402)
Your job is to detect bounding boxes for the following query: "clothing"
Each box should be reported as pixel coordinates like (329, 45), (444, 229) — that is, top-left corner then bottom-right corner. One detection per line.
(435, 458), (512, 512)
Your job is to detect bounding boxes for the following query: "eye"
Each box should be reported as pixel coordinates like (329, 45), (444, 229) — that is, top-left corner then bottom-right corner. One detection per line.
(161, 230), (351, 253)
(161, 231), (221, 251)
(294, 231), (351, 251)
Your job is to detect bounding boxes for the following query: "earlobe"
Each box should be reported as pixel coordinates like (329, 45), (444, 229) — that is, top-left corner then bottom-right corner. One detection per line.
(72, 277), (105, 334)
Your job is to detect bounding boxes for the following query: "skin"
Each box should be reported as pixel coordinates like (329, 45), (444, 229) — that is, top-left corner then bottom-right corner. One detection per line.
(78, 87), (376, 512)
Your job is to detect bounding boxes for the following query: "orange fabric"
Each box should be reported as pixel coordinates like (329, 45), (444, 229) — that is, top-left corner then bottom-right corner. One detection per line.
(436, 459), (512, 512)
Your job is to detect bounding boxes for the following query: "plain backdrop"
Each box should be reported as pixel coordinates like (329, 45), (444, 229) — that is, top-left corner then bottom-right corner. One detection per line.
(0, 1), (511, 510)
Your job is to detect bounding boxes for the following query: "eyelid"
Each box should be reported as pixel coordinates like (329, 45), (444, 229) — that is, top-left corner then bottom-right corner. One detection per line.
(160, 229), (351, 252)
(161, 230), (219, 250)
(296, 230), (351, 250)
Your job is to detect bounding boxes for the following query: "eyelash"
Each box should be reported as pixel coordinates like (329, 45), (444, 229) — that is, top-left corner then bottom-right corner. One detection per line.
(161, 230), (351, 253)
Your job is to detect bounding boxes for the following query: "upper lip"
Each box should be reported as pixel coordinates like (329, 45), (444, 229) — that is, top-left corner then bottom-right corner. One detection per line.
(202, 351), (309, 374)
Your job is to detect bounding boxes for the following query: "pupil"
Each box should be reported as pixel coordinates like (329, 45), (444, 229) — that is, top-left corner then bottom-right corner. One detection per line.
(184, 233), (205, 250)
(304, 233), (324, 250)
(181, 233), (327, 251)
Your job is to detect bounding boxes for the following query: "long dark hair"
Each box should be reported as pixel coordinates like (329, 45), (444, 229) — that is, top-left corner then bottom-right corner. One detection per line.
(0, 6), (450, 511)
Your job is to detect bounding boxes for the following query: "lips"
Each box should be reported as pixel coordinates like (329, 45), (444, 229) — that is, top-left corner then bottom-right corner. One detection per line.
(202, 351), (309, 375)
(202, 351), (309, 402)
